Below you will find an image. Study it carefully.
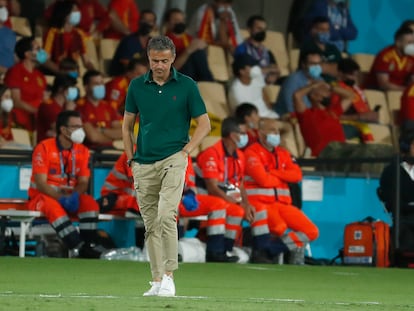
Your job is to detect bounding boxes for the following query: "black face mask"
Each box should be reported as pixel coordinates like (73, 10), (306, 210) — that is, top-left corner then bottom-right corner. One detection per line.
(138, 22), (153, 36)
(173, 22), (186, 34)
(252, 31), (266, 42)
(343, 79), (355, 87)
(321, 97), (331, 107)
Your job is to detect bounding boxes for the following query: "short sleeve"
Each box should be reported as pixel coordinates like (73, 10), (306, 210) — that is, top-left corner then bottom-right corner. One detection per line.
(32, 143), (49, 175)
(197, 148), (220, 180)
(4, 66), (21, 89)
(125, 79), (139, 114)
(188, 81), (207, 118)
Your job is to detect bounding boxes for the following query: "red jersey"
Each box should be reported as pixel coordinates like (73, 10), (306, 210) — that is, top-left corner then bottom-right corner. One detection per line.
(104, 0), (140, 39)
(37, 98), (64, 143)
(44, 0), (110, 35)
(400, 82), (414, 124)
(29, 138), (90, 198)
(165, 31), (193, 56)
(297, 107), (345, 157)
(330, 81), (370, 116)
(196, 140), (245, 186)
(366, 45), (414, 88)
(43, 27), (87, 64)
(244, 142), (302, 204)
(4, 62), (46, 131)
(105, 75), (130, 112)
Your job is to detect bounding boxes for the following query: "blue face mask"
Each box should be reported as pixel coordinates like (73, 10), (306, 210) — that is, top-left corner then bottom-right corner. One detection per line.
(317, 32), (330, 44)
(69, 11), (81, 26)
(266, 133), (281, 148)
(68, 71), (79, 79)
(236, 134), (249, 149)
(66, 87), (78, 101)
(92, 84), (105, 100)
(308, 64), (322, 79)
(36, 49), (48, 64)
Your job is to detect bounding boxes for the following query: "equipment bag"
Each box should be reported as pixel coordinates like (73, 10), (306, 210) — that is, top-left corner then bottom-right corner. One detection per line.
(343, 217), (390, 267)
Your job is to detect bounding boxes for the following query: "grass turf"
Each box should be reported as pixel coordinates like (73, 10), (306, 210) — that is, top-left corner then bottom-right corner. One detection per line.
(0, 257), (413, 311)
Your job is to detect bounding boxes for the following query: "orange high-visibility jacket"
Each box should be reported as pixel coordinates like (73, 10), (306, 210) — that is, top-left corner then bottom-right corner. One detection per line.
(244, 142), (302, 204)
(101, 152), (135, 197)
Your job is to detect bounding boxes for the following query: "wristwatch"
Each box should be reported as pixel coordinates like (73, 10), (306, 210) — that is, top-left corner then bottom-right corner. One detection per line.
(127, 159), (133, 167)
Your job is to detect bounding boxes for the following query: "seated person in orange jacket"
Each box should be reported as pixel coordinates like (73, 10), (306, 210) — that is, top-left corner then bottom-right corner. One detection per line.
(97, 151), (139, 215)
(244, 118), (319, 264)
(196, 117), (256, 260)
(27, 110), (107, 258)
(180, 156), (238, 262)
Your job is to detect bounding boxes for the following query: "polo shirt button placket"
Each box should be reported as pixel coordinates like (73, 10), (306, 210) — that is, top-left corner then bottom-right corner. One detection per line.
(158, 90), (162, 94)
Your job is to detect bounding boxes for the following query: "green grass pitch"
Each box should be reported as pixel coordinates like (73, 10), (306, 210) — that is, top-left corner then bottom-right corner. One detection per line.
(0, 257), (413, 311)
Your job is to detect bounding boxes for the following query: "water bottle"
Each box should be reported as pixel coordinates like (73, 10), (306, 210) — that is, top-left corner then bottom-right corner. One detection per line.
(101, 246), (144, 261)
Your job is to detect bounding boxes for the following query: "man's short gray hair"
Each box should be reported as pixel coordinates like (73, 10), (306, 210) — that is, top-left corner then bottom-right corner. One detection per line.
(147, 36), (176, 56)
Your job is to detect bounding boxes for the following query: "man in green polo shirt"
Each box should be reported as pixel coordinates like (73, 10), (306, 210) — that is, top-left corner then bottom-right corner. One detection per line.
(122, 36), (211, 297)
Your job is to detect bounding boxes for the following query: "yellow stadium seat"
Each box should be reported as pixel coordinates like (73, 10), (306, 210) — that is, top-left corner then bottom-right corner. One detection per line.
(85, 38), (100, 71)
(200, 136), (221, 151)
(10, 128), (32, 147)
(263, 31), (290, 77)
(363, 90), (390, 125)
(197, 81), (229, 119)
(207, 45), (230, 82)
(352, 53), (375, 73)
(263, 84), (281, 105)
(99, 38), (120, 75)
(277, 120), (299, 157)
(10, 17), (32, 37)
(366, 123), (393, 145)
(289, 49), (300, 72)
(386, 90), (403, 125)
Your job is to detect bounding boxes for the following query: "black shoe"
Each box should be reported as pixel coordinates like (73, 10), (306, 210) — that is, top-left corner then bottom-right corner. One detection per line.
(250, 249), (273, 264)
(79, 243), (107, 259)
(206, 252), (239, 263)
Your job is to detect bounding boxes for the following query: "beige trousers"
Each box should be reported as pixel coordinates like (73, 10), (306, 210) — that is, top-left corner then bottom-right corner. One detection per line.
(132, 151), (188, 279)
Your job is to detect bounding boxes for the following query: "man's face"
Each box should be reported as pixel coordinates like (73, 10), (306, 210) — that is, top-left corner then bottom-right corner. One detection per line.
(250, 19), (266, 37)
(397, 33), (414, 52)
(167, 11), (185, 32)
(305, 54), (322, 70)
(312, 22), (330, 35)
(148, 49), (175, 81)
(245, 111), (260, 129)
(86, 74), (104, 95)
(63, 116), (83, 138)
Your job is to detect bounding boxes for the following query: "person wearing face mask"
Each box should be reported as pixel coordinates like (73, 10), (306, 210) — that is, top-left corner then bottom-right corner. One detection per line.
(378, 130), (414, 267)
(235, 15), (280, 85)
(43, 0), (95, 75)
(275, 49), (324, 117)
(4, 37), (47, 132)
(0, 0), (16, 76)
(103, 0), (140, 39)
(300, 16), (342, 83)
(365, 27), (414, 91)
(302, 0), (358, 52)
(27, 110), (108, 259)
(37, 75), (78, 143)
(164, 8), (213, 82)
(234, 103), (260, 150)
(110, 9), (156, 76)
(229, 53), (279, 119)
(197, 117), (255, 262)
(329, 58), (377, 143)
(244, 118), (319, 264)
(76, 70), (122, 150)
(188, 0), (243, 54)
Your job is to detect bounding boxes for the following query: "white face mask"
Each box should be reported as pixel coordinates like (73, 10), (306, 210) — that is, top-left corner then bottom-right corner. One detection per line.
(0, 7), (8, 23)
(1, 98), (13, 112)
(404, 43), (414, 56)
(70, 128), (85, 144)
(249, 65), (262, 79)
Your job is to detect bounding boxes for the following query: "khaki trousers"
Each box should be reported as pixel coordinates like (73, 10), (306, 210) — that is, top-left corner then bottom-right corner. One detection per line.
(132, 151), (187, 279)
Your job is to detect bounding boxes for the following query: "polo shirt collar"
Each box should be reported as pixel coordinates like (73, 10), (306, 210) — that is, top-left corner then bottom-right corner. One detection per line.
(144, 67), (179, 84)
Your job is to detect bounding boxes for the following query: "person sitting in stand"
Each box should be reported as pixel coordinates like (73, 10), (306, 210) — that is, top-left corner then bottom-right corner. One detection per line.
(0, 84), (14, 146)
(105, 57), (148, 114)
(234, 15), (280, 85)
(110, 9), (156, 76)
(234, 102), (260, 149)
(4, 37), (47, 133)
(103, 0), (140, 39)
(37, 75), (78, 143)
(27, 110), (107, 258)
(365, 26), (414, 91)
(43, 0), (95, 75)
(164, 8), (213, 82)
(188, 0), (243, 54)
(0, 0), (17, 77)
(76, 70), (123, 150)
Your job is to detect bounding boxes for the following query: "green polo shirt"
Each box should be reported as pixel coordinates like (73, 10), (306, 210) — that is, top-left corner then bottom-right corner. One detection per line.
(125, 67), (207, 164)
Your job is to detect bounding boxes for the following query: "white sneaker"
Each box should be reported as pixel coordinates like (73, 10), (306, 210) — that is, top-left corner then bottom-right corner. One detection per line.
(158, 274), (175, 297)
(143, 281), (161, 296)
